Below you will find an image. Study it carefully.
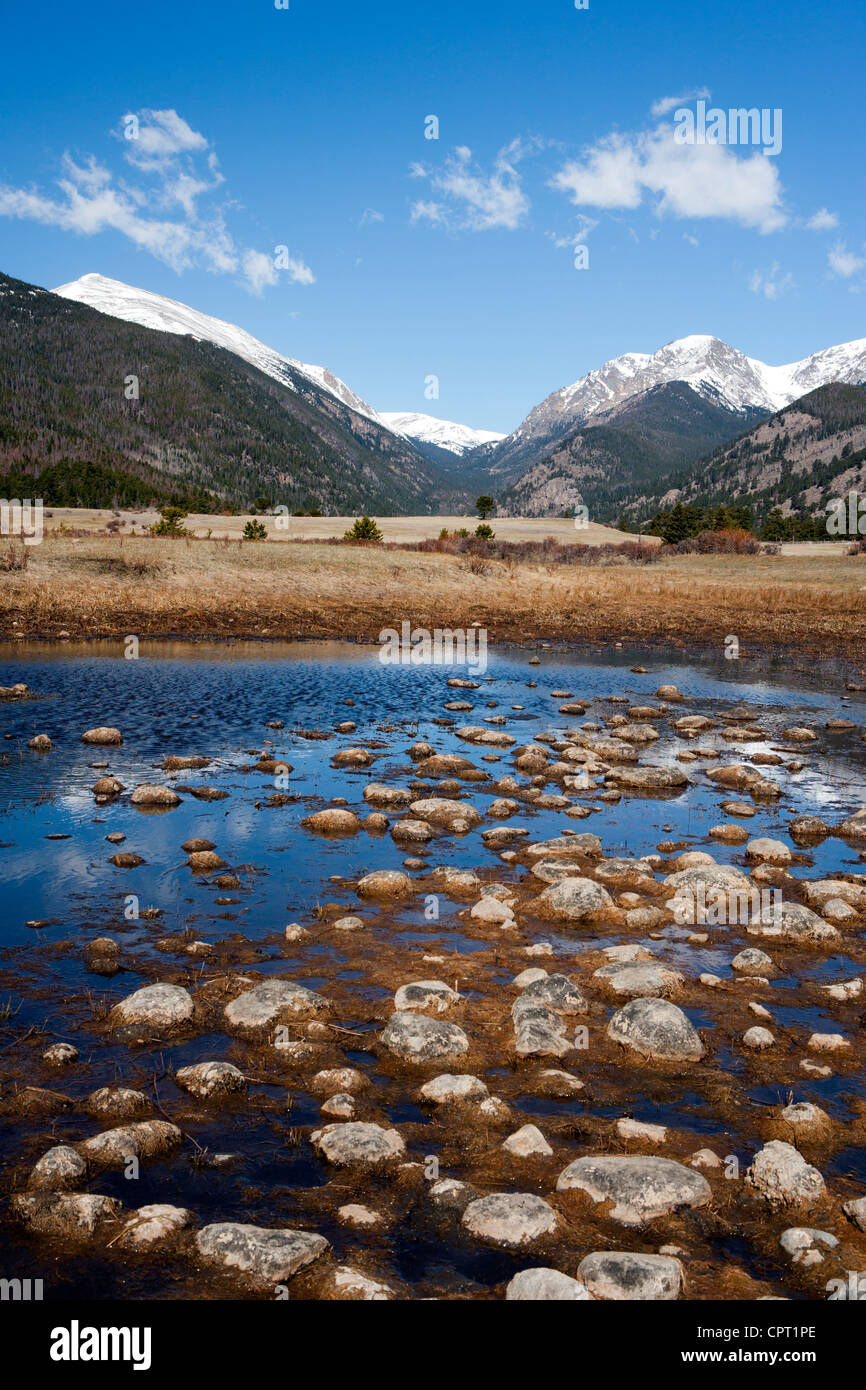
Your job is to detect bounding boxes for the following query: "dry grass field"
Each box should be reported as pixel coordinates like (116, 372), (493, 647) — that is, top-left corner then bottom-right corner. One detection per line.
(2, 520), (866, 657)
(35, 507), (639, 546)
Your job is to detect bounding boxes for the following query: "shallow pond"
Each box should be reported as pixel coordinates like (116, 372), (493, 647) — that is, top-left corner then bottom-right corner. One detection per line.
(1, 640), (865, 1301)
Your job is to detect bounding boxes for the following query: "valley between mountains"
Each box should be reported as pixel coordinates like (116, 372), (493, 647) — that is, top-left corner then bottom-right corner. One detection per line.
(2, 268), (865, 530)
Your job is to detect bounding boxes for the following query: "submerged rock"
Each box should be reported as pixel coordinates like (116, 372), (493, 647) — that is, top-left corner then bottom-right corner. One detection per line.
(12, 1192), (122, 1238)
(81, 727), (123, 745)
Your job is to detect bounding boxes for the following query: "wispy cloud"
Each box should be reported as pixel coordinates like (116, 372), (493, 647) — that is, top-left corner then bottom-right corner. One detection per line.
(650, 87), (712, 118)
(360, 208), (384, 226)
(748, 261), (794, 299)
(410, 138), (544, 231)
(0, 108), (313, 294)
(806, 207), (838, 231)
(828, 240), (865, 278)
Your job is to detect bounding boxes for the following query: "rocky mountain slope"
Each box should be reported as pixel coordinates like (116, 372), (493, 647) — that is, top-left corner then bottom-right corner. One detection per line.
(622, 383), (866, 528)
(485, 333), (866, 483)
(0, 271), (454, 513)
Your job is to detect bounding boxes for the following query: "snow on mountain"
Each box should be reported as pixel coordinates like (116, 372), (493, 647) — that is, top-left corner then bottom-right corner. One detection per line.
(506, 333), (866, 449)
(380, 411), (505, 456)
(52, 272), (385, 425)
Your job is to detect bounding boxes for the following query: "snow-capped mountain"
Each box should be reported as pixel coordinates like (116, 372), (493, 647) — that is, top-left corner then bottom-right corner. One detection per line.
(489, 332), (866, 477)
(53, 272), (385, 426)
(380, 411), (505, 456)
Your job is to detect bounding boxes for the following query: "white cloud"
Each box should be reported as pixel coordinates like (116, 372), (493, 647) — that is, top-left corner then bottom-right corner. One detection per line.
(806, 207), (838, 231)
(410, 199), (448, 225)
(551, 121), (787, 233)
(748, 261), (793, 299)
(409, 138), (540, 231)
(360, 208), (384, 225)
(0, 108), (312, 295)
(651, 87), (711, 117)
(828, 241), (865, 278)
(120, 109), (208, 171)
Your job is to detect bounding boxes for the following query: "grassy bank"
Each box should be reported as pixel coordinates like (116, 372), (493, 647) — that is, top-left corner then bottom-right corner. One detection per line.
(2, 529), (866, 658)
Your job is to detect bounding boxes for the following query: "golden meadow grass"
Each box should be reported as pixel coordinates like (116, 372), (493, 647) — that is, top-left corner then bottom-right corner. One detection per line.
(2, 530), (866, 655)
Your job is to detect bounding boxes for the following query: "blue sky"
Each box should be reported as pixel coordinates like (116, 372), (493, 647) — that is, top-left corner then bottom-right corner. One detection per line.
(1, 0), (864, 432)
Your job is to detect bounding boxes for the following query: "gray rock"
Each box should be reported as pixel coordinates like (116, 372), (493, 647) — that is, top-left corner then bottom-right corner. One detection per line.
(130, 783), (181, 807)
(174, 1061), (248, 1099)
(557, 1155), (711, 1225)
(747, 1142), (826, 1206)
(310, 1121), (405, 1166)
(81, 1119), (182, 1168)
(502, 1124), (553, 1158)
(419, 1074), (488, 1104)
(118, 1204), (193, 1248)
(110, 983), (193, 1030)
(534, 877), (615, 921)
(843, 1196), (866, 1231)
(594, 962), (683, 999)
(578, 1250), (682, 1300)
(408, 797), (482, 831)
(511, 997), (572, 1058)
(779, 1227), (838, 1264)
(28, 1145), (87, 1190)
(225, 979), (328, 1029)
(85, 1086), (151, 1119)
(607, 997), (704, 1061)
(356, 869), (413, 898)
(380, 1011), (469, 1063)
(731, 948), (774, 975)
(196, 1222), (329, 1283)
(11, 1192), (122, 1238)
(506, 1267), (592, 1300)
(606, 766), (690, 792)
(747, 901), (839, 945)
(520, 973), (587, 1014)
(461, 1192), (559, 1247)
(394, 979), (461, 1014)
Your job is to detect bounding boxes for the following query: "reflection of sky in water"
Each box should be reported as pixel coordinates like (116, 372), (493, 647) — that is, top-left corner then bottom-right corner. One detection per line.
(0, 640), (864, 970)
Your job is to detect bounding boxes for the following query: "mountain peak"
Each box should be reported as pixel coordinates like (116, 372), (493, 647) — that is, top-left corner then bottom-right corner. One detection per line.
(380, 411), (505, 456)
